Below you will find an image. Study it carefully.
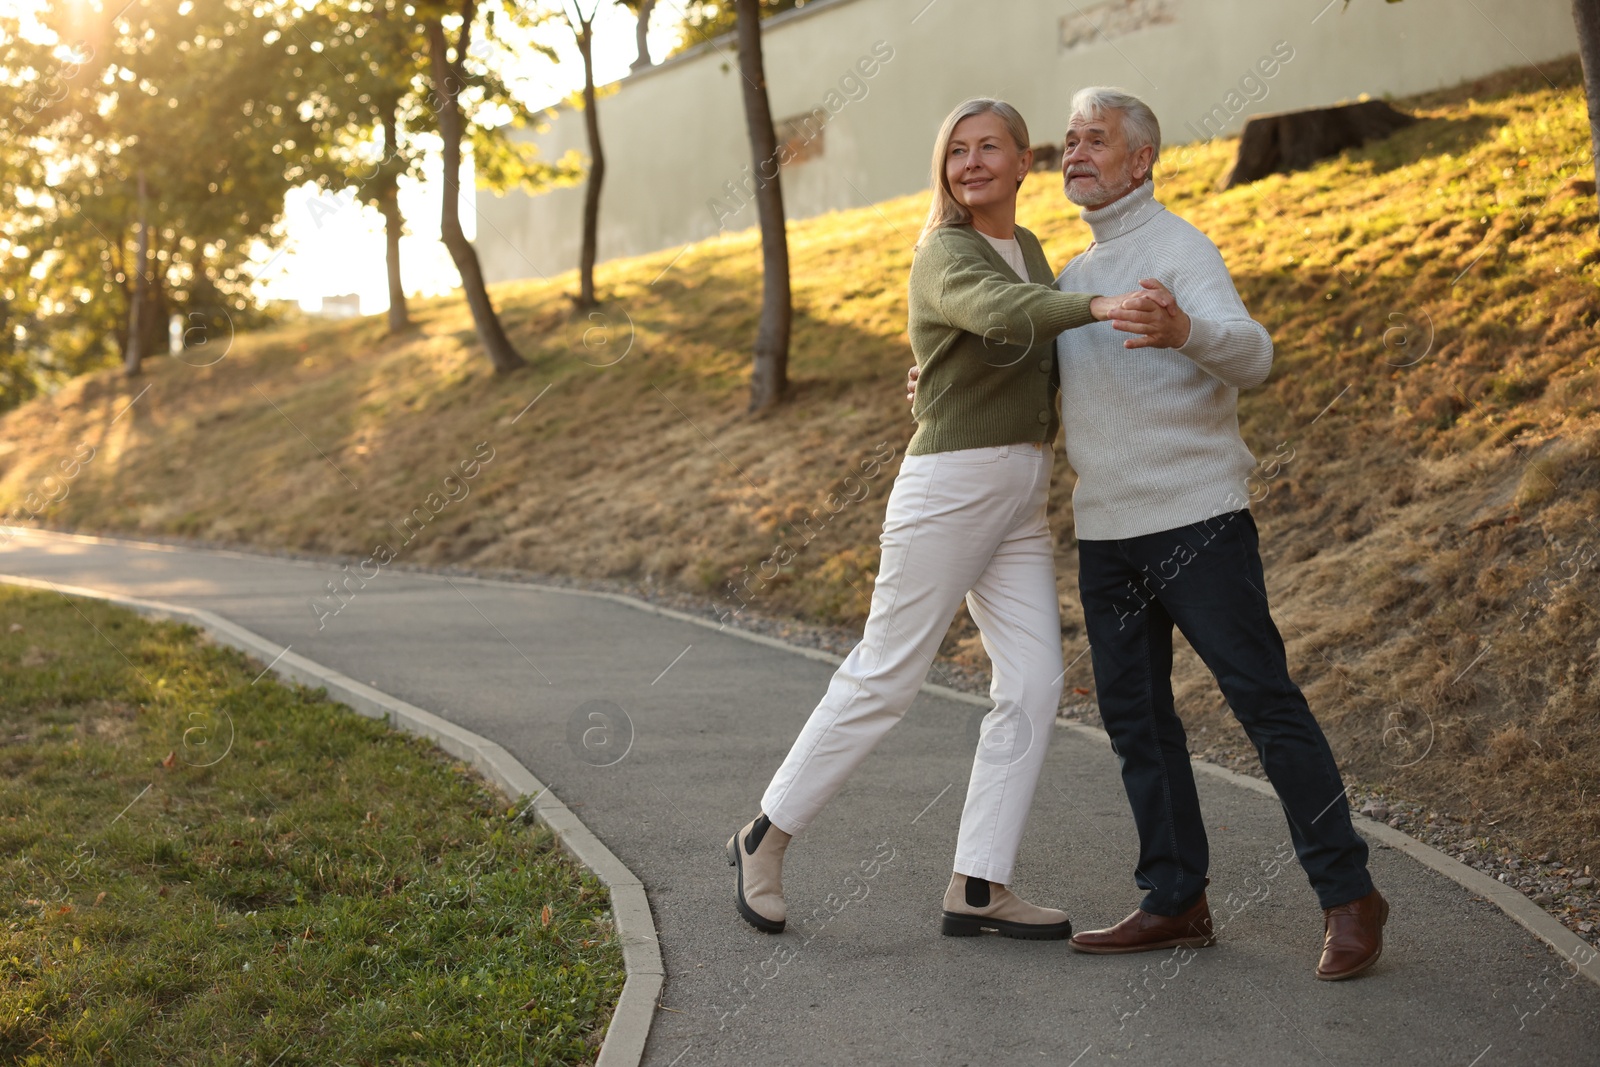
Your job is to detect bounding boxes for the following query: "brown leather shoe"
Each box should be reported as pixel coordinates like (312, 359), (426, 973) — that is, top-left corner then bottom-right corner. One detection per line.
(1316, 889), (1388, 980)
(1069, 893), (1216, 954)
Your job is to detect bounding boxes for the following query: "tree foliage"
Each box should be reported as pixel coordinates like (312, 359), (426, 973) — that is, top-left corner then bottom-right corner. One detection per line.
(0, 0), (309, 401)
(0, 0), (586, 404)
(274, 0), (437, 333)
(668, 0), (807, 56)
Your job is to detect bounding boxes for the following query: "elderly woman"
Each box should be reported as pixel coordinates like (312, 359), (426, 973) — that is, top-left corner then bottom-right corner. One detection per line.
(727, 99), (1152, 940)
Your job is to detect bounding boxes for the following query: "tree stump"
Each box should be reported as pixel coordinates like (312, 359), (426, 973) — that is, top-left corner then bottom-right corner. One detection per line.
(1224, 100), (1416, 189)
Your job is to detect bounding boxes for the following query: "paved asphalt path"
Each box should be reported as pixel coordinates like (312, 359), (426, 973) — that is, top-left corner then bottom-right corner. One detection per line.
(4, 528), (1599, 1067)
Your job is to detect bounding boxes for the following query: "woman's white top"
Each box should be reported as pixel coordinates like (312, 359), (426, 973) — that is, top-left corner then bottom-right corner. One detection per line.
(978, 230), (1028, 278)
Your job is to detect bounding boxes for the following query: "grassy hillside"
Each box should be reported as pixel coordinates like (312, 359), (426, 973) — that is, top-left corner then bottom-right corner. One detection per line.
(2, 60), (1597, 890)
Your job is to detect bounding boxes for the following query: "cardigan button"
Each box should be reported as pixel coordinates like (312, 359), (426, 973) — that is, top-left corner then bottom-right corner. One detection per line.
(1037, 410), (1050, 424)
(1039, 358), (1052, 372)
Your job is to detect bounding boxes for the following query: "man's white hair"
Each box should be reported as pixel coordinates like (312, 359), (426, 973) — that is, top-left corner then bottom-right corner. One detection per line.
(1069, 86), (1162, 165)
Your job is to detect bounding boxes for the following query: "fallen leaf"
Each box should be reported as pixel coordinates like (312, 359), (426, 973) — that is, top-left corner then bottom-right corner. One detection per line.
(520, 999), (538, 1011)
(93, 892), (106, 907)
(160, 750), (177, 769)
(157, 885), (169, 898)
(540, 904), (552, 928)
(7, 623), (21, 633)
(1072, 687), (1091, 696)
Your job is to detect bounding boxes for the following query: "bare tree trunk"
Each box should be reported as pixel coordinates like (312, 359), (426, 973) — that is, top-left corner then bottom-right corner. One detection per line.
(109, 229), (131, 363)
(379, 101), (411, 334)
(574, 10), (603, 310)
(425, 14), (524, 374)
(631, 0), (656, 70)
(123, 170), (150, 378)
(149, 254), (168, 355)
(734, 0), (791, 414)
(378, 186), (409, 334)
(1575, 0), (1600, 234)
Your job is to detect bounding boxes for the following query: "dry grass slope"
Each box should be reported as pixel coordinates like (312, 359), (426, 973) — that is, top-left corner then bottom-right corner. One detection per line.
(2, 60), (1597, 875)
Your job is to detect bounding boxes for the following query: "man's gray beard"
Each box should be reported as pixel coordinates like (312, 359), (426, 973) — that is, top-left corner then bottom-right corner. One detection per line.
(1064, 170), (1137, 207)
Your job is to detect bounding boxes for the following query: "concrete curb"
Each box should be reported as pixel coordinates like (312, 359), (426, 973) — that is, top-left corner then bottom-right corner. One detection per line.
(0, 573), (663, 1067)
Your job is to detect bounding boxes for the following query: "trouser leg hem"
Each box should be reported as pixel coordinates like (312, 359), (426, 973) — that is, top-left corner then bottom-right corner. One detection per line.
(952, 857), (1014, 885)
(1314, 874), (1377, 911)
(759, 802), (805, 839)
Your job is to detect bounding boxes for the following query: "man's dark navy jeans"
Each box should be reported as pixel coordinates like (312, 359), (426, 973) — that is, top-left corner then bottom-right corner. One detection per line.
(1077, 508), (1374, 916)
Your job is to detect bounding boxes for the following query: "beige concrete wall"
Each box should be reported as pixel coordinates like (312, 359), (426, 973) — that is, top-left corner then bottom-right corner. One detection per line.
(476, 0), (1578, 284)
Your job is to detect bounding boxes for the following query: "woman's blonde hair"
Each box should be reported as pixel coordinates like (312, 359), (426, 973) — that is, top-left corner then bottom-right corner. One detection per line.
(918, 98), (1032, 246)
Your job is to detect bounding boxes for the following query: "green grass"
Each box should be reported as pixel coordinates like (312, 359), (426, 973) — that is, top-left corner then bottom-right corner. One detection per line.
(0, 587), (622, 1066)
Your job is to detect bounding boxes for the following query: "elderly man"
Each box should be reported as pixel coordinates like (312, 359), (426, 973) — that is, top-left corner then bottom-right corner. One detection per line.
(910, 87), (1387, 981)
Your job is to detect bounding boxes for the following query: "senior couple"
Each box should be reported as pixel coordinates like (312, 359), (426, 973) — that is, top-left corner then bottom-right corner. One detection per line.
(726, 88), (1387, 981)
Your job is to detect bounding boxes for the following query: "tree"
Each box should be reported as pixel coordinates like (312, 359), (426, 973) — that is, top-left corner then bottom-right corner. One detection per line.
(124, 171), (152, 376)
(285, 0), (570, 343)
(282, 0), (431, 336)
(733, 0), (791, 413)
(375, 94), (413, 334)
(424, 3), (525, 374)
(1574, 0), (1600, 231)
(1, 0), (308, 385)
(417, 0), (582, 373)
(622, 0), (656, 70)
(563, 1), (605, 310)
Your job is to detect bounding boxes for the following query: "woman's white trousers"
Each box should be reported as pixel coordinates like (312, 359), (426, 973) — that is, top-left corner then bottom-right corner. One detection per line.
(761, 443), (1064, 884)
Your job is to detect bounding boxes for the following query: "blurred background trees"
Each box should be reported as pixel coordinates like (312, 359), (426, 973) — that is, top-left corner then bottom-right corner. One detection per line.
(0, 0), (584, 399)
(1, 0), (309, 390)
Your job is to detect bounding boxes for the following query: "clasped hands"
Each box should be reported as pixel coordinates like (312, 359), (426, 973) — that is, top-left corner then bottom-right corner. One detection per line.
(907, 279), (1189, 402)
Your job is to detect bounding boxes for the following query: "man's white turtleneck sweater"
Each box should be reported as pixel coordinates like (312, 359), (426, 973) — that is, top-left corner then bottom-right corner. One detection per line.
(1055, 180), (1273, 541)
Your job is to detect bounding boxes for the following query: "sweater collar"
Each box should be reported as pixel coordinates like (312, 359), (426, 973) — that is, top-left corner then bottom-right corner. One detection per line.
(1080, 179), (1162, 244)
(963, 223), (1040, 284)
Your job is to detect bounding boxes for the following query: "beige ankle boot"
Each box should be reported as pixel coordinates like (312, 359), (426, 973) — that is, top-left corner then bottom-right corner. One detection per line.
(727, 813), (791, 933)
(941, 873), (1073, 940)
